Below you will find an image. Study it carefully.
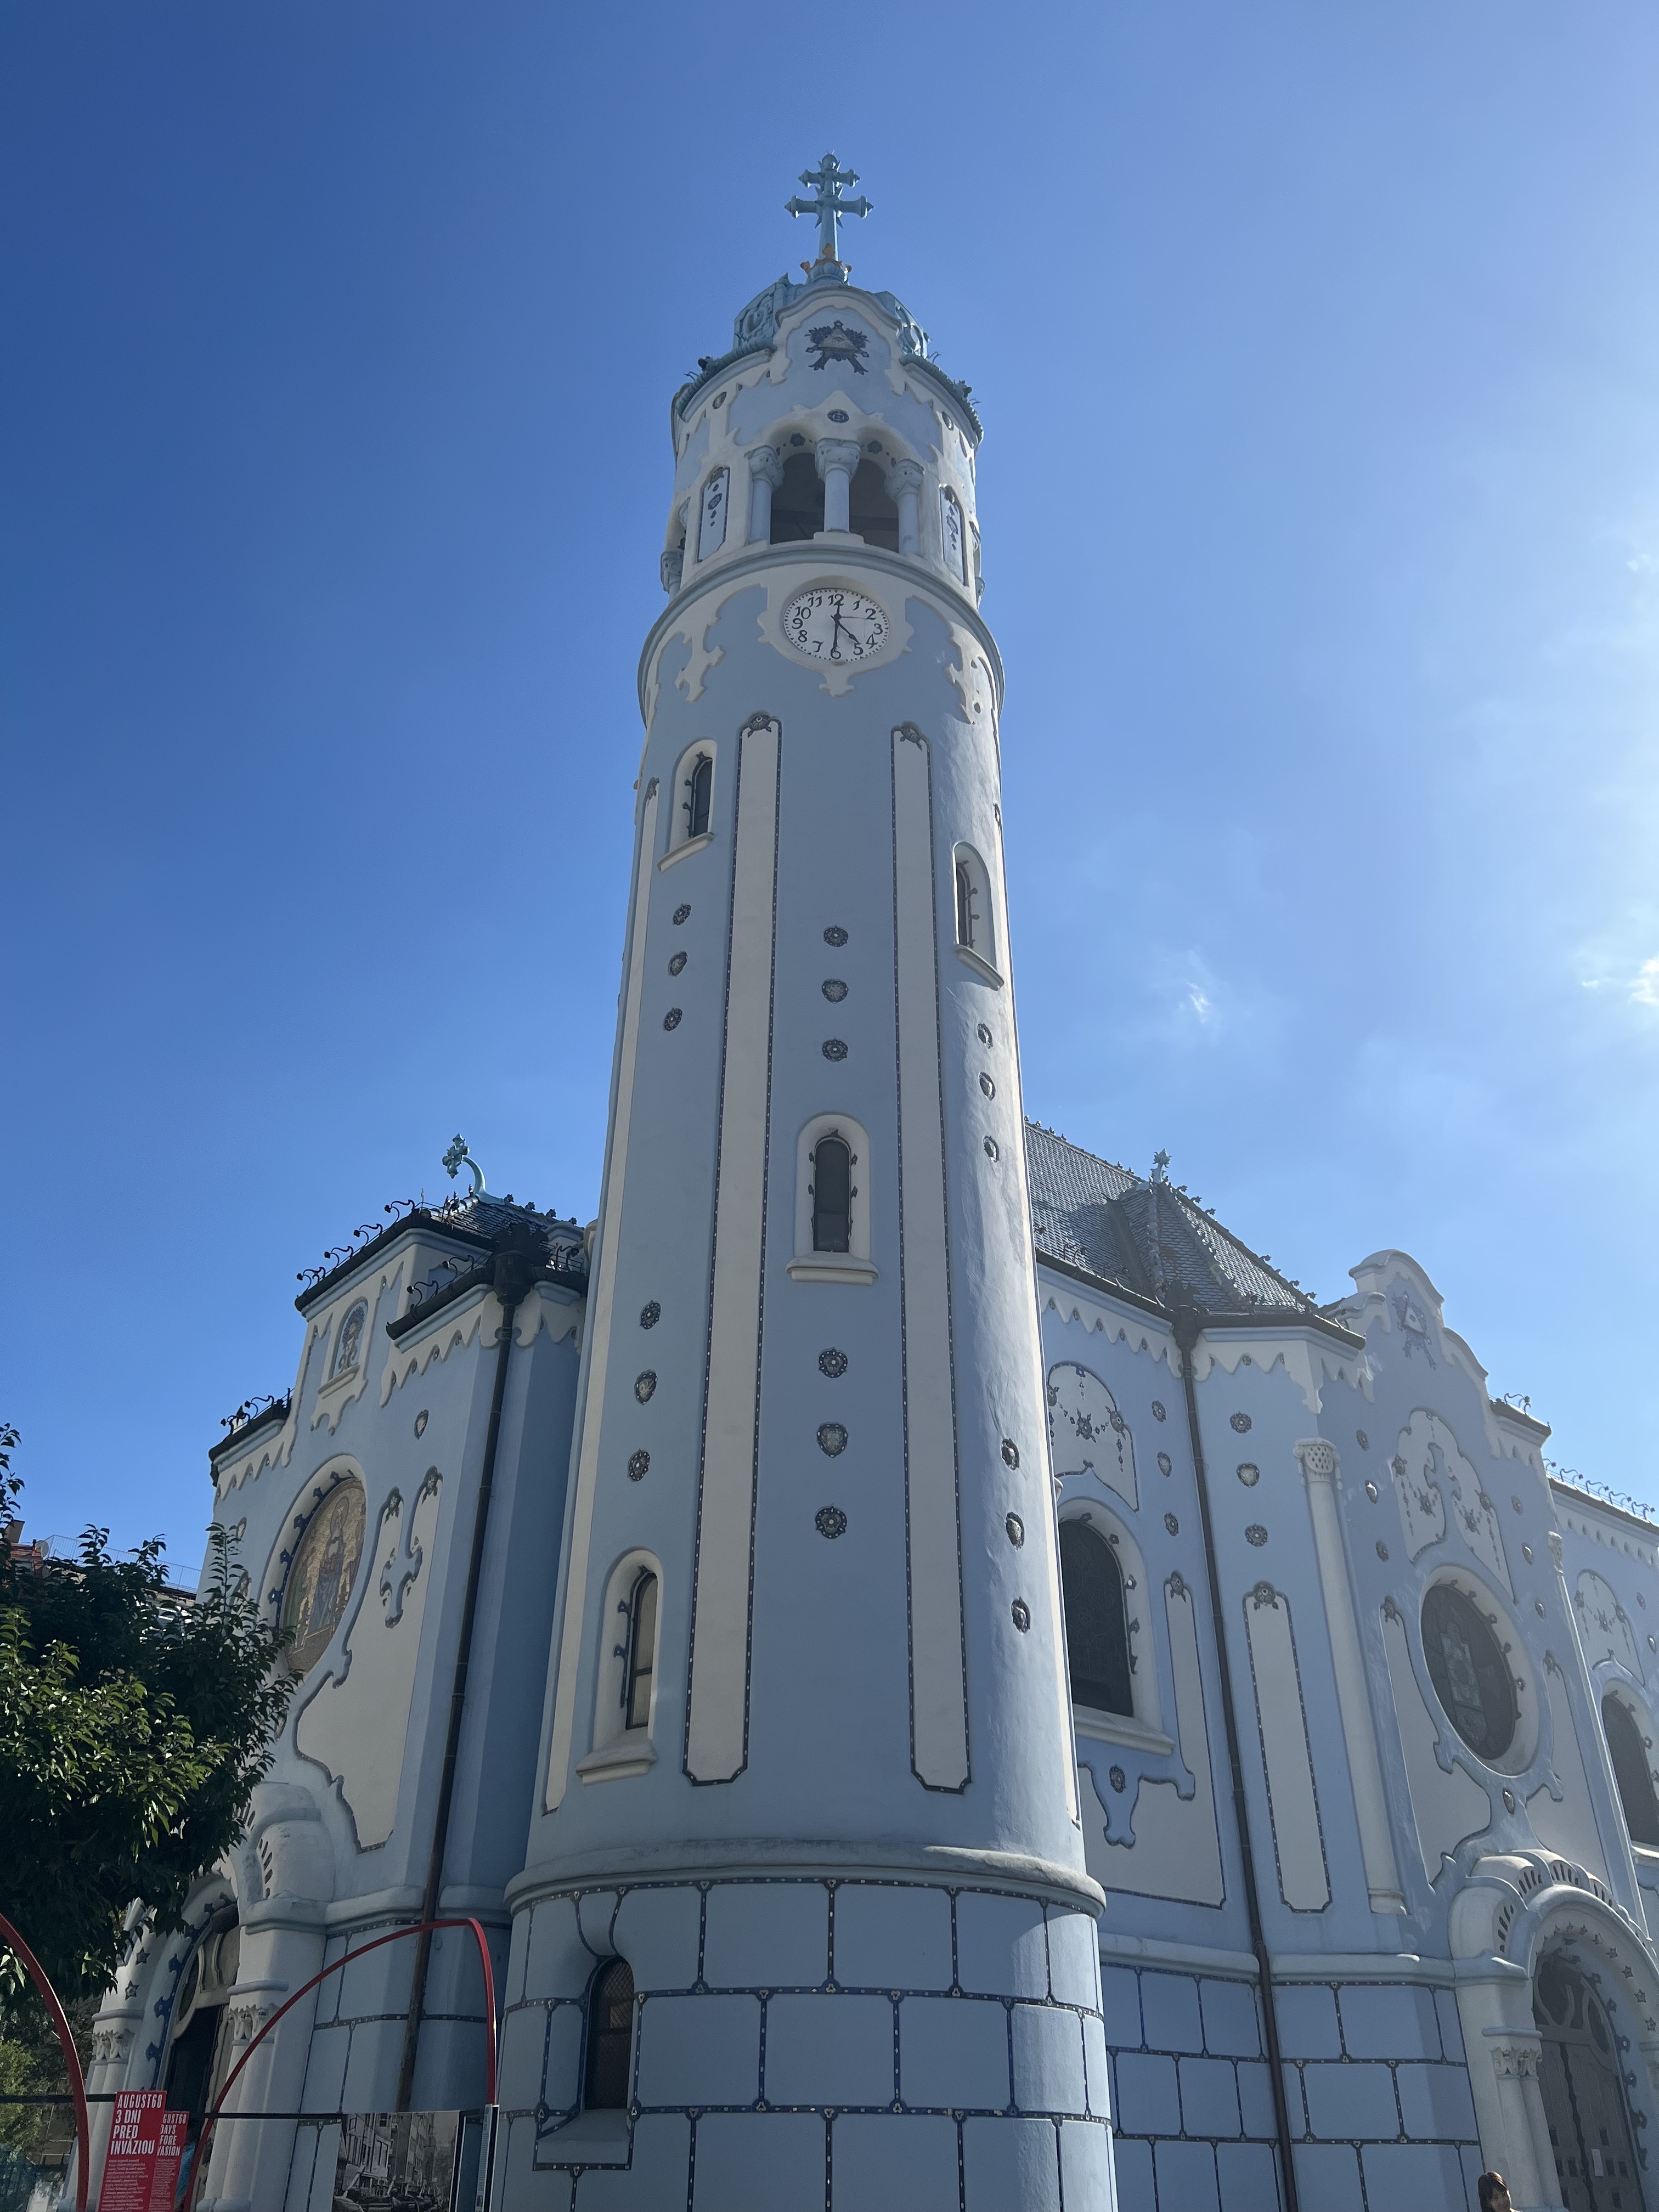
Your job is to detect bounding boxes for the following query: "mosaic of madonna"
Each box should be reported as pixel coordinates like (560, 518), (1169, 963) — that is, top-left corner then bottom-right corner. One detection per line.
(284, 1479), (366, 1676)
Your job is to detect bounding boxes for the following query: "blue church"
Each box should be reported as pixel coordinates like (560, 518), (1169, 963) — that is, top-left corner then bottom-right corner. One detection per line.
(88, 162), (1659, 2212)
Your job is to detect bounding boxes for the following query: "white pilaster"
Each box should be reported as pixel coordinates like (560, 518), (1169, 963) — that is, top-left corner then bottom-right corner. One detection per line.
(1295, 1437), (1407, 1915)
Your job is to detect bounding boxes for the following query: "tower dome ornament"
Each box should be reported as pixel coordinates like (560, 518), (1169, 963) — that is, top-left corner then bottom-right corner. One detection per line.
(785, 150), (873, 281)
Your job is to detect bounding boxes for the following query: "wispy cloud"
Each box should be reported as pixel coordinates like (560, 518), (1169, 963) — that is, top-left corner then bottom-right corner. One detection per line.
(1633, 958), (1659, 1008)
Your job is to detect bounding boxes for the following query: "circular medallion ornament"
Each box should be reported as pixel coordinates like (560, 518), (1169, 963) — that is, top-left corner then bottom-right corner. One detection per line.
(817, 1423), (848, 1457)
(815, 1505), (848, 1539)
(673, 904), (691, 925)
(1421, 1582), (1517, 1760)
(1109, 1765), (1127, 1794)
(818, 1348), (848, 1379)
(1246, 1525), (1268, 1547)
(1157, 1452), (1172, 1476)
(1002, 1439), (1020, 1469)
(822, 979), (848, 1002)
(1005, 1513), (1024, 1547)
(1230, 1412), (1252, 1434)
(977, 1023), (993, 1046)
(663, 1008), (682, 1030)
(980, 1074), (995, 1098)
(983, 1137), (999, 1160)
(823, 1039), (848, 1061)
(414, 1410), (428, 1438)
(1152, 1402), (1167, 1422)
(1011, 1599), (1031, 1633)
(634, 1372), (657, 1404)
(1165, 1513), (1180, 1536)
(782, 585), (889, 665)
(640, 1301), (661, 1329)
(669, 952), (687, 975)
(1237, 1463), (1260, 1488)
(1357, 1429), (1370, 1450)
(628, 1451), (650, 1481)
(1377, 1541), (1390, 1560)
(824, 925), (848, 945)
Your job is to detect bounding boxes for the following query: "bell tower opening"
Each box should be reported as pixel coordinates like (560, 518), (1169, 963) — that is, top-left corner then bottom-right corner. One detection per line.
(770, 450), (823, 543)
(848, 458), (899, 550)
(1534, 1953), (1647, 2210)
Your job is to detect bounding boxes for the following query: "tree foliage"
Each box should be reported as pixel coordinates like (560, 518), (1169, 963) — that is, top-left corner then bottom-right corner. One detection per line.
(0, 1425), (297, 2016)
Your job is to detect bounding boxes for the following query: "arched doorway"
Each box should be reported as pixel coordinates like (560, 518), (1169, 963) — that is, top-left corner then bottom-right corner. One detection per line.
(1535, 1951), (1647, 2210)
(163, 1903), (240, 2206)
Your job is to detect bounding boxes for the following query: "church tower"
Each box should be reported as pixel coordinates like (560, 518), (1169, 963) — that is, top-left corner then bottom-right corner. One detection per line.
(504, 161), (1116, 2209)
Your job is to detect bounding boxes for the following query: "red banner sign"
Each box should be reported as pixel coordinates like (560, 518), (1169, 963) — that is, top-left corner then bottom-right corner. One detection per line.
(101, 2090), (188, 2212)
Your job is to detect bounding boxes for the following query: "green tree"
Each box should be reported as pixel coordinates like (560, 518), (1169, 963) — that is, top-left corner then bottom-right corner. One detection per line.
(0, 1424), (297, 2017)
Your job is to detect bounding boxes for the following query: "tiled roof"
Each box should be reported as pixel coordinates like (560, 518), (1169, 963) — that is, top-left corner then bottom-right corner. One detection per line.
(1024, 1121), (1323, 1319)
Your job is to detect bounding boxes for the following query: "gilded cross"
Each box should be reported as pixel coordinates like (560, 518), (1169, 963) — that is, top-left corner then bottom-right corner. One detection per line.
(786, 153), (873, 264)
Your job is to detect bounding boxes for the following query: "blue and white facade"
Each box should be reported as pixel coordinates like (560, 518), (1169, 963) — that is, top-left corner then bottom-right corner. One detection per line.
(91, 169), (1659, 2212)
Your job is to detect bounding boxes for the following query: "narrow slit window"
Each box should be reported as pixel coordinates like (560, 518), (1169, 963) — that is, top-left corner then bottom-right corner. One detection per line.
(583, 1957), (635, 2112)
(620, 1571), (657, 1731)
(955, 859), (978, 950)
(1059, 1520), (1133, 1717)
(687, 754), (712, 839)
(811, 1136), (852, 1254)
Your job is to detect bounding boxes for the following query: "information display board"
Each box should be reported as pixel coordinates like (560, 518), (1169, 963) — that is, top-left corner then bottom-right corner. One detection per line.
(100, 2090), (189, 2212)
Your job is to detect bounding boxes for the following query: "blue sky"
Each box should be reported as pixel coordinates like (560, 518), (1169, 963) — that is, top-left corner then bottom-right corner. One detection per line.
(4, 3), (1657, 1575)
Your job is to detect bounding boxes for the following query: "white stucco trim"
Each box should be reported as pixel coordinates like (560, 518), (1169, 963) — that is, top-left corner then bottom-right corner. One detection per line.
(544, 780), (661, 1813)
(685, 715), (780, 1782)
(657, 830), (714, 871)
(892, 726), (969, 1791)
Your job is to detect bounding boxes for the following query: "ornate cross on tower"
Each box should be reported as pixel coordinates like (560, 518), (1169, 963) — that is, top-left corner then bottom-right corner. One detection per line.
(785, 151), (873, 265)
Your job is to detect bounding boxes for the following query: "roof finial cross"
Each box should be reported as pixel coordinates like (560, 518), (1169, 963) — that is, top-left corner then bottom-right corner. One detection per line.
(786, 152), (873, 268)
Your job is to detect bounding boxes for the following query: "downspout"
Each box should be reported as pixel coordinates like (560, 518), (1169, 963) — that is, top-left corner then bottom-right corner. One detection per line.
(396, 1237), (535, 2112)
(1171, 1302), (1302, 2212)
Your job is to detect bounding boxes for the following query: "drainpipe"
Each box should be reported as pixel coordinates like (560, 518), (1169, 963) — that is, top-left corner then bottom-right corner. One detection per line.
(1171, 1302), (1302, 2212)
(396, 1236), (536, 2112)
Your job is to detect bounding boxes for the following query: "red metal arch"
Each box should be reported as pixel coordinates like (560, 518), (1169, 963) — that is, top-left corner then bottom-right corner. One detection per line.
(0, 1911), (92, 2212)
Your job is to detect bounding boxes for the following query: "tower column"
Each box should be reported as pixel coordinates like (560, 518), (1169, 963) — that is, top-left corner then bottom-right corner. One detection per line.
(885, 457), (924, 555)
(747, 444), (782, 543)
(815, 437), (861, 532)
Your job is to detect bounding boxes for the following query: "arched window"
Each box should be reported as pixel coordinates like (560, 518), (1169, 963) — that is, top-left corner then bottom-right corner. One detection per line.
(583, 1957), (635, 2112)
(620, 1570), (658, 1733)
(791, 1115), (874, 1283)
(811, 1135), (852, 1254)
(1604, 1693), (1659, 1848)
(664, 742), (716, 860)
(940, 487), (966, 580)
(331, 1300), (368, 1379)
(770, 449), (823, 543)
(952, 843), (998, 978)
(1421, 1581), (1517, 1762)
(687, 752), (712, 839)
(848, 459), (899, 552)
(1059, 1520), (1133, 1718)
(580, 1550), (664, 1781)
(955, 859), (978, 949)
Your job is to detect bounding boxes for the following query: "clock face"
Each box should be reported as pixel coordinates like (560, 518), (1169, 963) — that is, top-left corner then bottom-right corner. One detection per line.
(782, 586), (889, 665)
